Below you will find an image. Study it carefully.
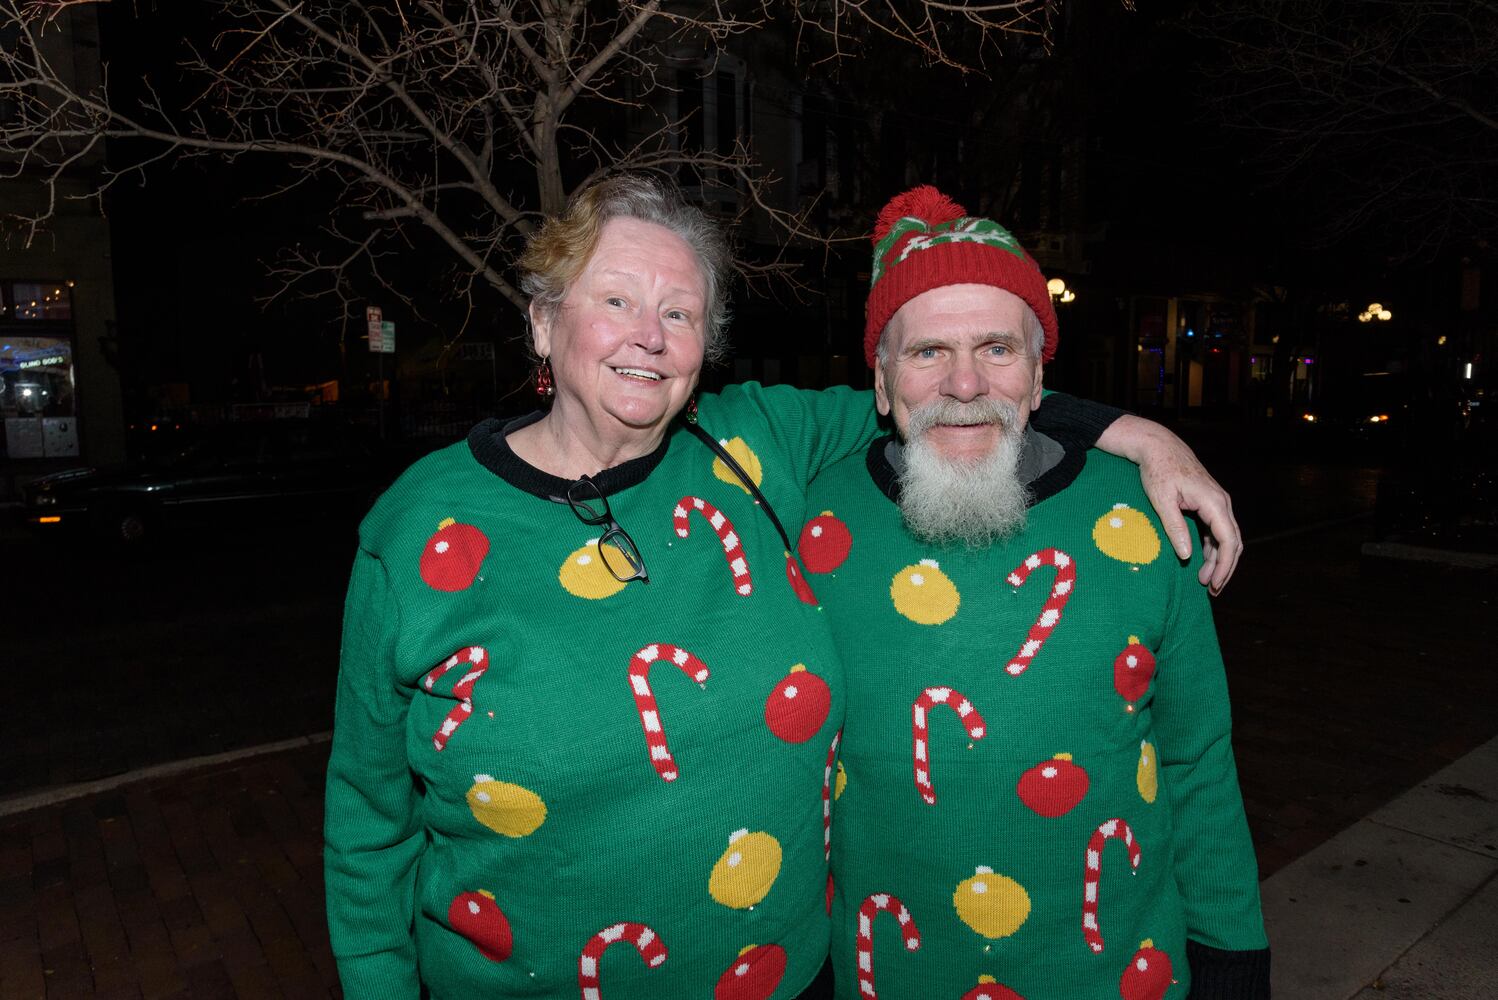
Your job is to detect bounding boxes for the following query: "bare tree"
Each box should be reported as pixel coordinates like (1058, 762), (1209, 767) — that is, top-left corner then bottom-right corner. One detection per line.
(1190, 0), (1498, 260)
(0, 0), (1063, 348)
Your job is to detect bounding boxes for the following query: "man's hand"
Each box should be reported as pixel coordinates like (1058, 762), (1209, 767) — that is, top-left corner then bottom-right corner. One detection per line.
(1095, 415), (1242, 595)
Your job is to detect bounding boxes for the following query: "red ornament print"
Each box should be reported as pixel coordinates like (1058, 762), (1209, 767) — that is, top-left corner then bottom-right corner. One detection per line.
(961, 976), (1027, 1000)
(420, 518), (489, 592)
(1016, 753), (1090, 818)
(799, 511), (852, 573)
(766, 664), (832, 744)
(714, 944), (788, 1000)
(448, 890), (512, 962)
(1113, 636), (1156, 706)
(1119, 940), (1174, 1000)
(578, 922), (666, 999)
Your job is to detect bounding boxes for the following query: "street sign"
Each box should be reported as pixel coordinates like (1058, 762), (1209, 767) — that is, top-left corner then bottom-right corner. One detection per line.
(366, 306), (383, 352)
(379, 320), (396, 354)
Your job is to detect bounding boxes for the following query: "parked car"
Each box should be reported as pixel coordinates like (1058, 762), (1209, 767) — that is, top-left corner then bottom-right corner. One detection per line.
(19, 420), (386, 545)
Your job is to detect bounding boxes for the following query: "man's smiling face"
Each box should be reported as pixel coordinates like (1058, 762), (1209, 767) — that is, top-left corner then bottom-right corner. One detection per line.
(875, 283), (1044, 461)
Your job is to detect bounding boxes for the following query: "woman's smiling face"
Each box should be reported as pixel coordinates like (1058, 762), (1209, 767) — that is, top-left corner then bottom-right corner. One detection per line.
(532, 216), (708, 454)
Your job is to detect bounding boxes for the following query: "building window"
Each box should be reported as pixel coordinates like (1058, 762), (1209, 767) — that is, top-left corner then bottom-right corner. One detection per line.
(2, 281), (80, 458)
(6, 281), (74, 321)
(674, 58), (751, 199)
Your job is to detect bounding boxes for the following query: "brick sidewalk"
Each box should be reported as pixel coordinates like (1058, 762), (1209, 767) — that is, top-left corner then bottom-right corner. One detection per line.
(0, 744), (338, 999)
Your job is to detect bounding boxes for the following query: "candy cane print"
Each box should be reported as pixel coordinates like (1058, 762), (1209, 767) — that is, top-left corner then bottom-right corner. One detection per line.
(629, 644), (710, 782)
(674, 496), (752, 596)
(422, 646), (490, 751)
(912, 686), (987, 805)
(1081, 817), (1142, 954)
(1002, 548), (1076, 676)
(855, 892), (921, 999)
(822, 728), (842, 860)
(577, 921), (666, 1000)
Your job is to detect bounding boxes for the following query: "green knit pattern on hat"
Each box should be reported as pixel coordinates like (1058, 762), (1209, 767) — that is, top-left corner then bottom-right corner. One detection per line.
(870, 215), (1025, 288)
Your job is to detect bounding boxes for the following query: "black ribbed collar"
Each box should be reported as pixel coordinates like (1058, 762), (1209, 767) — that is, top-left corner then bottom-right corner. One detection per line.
(865, 425), (1089, 508)
(466, 411), (676, 501)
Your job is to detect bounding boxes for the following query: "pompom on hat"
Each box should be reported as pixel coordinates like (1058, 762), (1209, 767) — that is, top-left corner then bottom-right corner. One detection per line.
(863, 185), (1058, 368)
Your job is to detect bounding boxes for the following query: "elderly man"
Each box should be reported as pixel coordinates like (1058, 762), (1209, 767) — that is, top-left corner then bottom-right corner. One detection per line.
(803, 187), (1269, 1000)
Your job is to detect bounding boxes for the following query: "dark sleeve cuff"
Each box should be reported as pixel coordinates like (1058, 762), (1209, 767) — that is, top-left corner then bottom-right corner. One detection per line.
(1031, 391), (1126, 449)
(1186, 939), (1271, 1000)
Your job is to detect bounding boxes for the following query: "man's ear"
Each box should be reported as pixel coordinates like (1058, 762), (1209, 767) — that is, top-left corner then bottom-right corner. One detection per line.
(874, 360), (892, 416)
(1030, 360), (1045, 410)
(528, 301), (552, 358)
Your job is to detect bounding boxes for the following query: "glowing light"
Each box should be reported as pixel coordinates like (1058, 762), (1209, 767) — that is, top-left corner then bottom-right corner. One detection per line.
(1438, 335), (1448, 346)
(1046, 277), (1067, 296)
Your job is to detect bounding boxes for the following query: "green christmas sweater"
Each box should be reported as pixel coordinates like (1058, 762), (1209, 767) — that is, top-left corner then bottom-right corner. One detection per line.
(324, 384), (1118, 1000)
(801, 433), (1269, 1000)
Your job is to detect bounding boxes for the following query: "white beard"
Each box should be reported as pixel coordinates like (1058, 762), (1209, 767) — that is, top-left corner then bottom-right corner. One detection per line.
(896, 398), (1030, 548)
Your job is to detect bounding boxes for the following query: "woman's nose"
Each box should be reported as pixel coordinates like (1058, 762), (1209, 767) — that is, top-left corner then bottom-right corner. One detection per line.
(632, 313), (667, 352)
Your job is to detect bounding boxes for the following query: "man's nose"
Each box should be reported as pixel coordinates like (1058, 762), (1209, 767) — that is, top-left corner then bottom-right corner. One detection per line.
(941, 355), (988, 402)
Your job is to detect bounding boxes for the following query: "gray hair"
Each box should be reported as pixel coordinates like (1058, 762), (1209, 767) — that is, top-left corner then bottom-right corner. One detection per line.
(518, 174), (733, 363)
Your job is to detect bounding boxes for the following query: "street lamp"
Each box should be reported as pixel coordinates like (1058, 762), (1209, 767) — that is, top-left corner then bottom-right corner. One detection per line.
(1357, 301), (1392, 323)
(1047, 277), (1076, 304)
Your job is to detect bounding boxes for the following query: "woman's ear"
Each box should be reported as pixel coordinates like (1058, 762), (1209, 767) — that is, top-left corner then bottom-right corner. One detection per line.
(528, 300), (551, 358)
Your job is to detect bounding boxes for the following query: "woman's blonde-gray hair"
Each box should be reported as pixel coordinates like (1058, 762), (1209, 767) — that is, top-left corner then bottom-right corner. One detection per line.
(518, 174), (733, 362)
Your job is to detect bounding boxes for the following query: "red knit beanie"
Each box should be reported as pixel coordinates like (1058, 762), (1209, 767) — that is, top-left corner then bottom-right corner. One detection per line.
(863, 185), (1058, 368)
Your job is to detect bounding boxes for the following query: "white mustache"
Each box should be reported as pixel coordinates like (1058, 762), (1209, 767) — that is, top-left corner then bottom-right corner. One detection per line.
(906, 398), (1020, 437)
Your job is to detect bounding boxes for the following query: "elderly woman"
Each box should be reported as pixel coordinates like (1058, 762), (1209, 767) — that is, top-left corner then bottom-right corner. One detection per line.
(324, 174), (1239, 1000)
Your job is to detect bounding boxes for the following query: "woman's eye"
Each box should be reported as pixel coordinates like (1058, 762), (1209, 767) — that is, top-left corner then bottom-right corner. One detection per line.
(605, 296), (627, 308)
(665, 309), (688, 322)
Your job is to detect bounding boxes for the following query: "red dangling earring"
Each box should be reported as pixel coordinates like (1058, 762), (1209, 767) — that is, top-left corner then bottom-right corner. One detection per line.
(535, 357), (554, 399)
(685, 394), (698, 424)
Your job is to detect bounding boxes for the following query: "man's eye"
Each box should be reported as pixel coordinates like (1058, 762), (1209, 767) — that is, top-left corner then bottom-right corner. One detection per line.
(665, 309), (688, 322)
(987, 344), (1011, 357)
(916, 347), (939, 359)
(605, 296), (627, 308)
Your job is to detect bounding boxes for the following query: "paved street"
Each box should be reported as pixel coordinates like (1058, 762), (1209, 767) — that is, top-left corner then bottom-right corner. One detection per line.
(2, 441), (1495, 997)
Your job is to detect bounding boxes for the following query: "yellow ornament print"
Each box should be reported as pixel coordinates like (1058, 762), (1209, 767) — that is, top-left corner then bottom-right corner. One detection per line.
(709, 828), (782, 909)
(558, 539), (629, 599)
(1136, 740), (1158, 804)
(466, 775), (547, 837)
(835, 760), (848, 800)
(1092, 503), (1162, 566)
(890, 559), (961, 625)
(953, 865), (1031, 939)
(712, 437), (764, 493)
